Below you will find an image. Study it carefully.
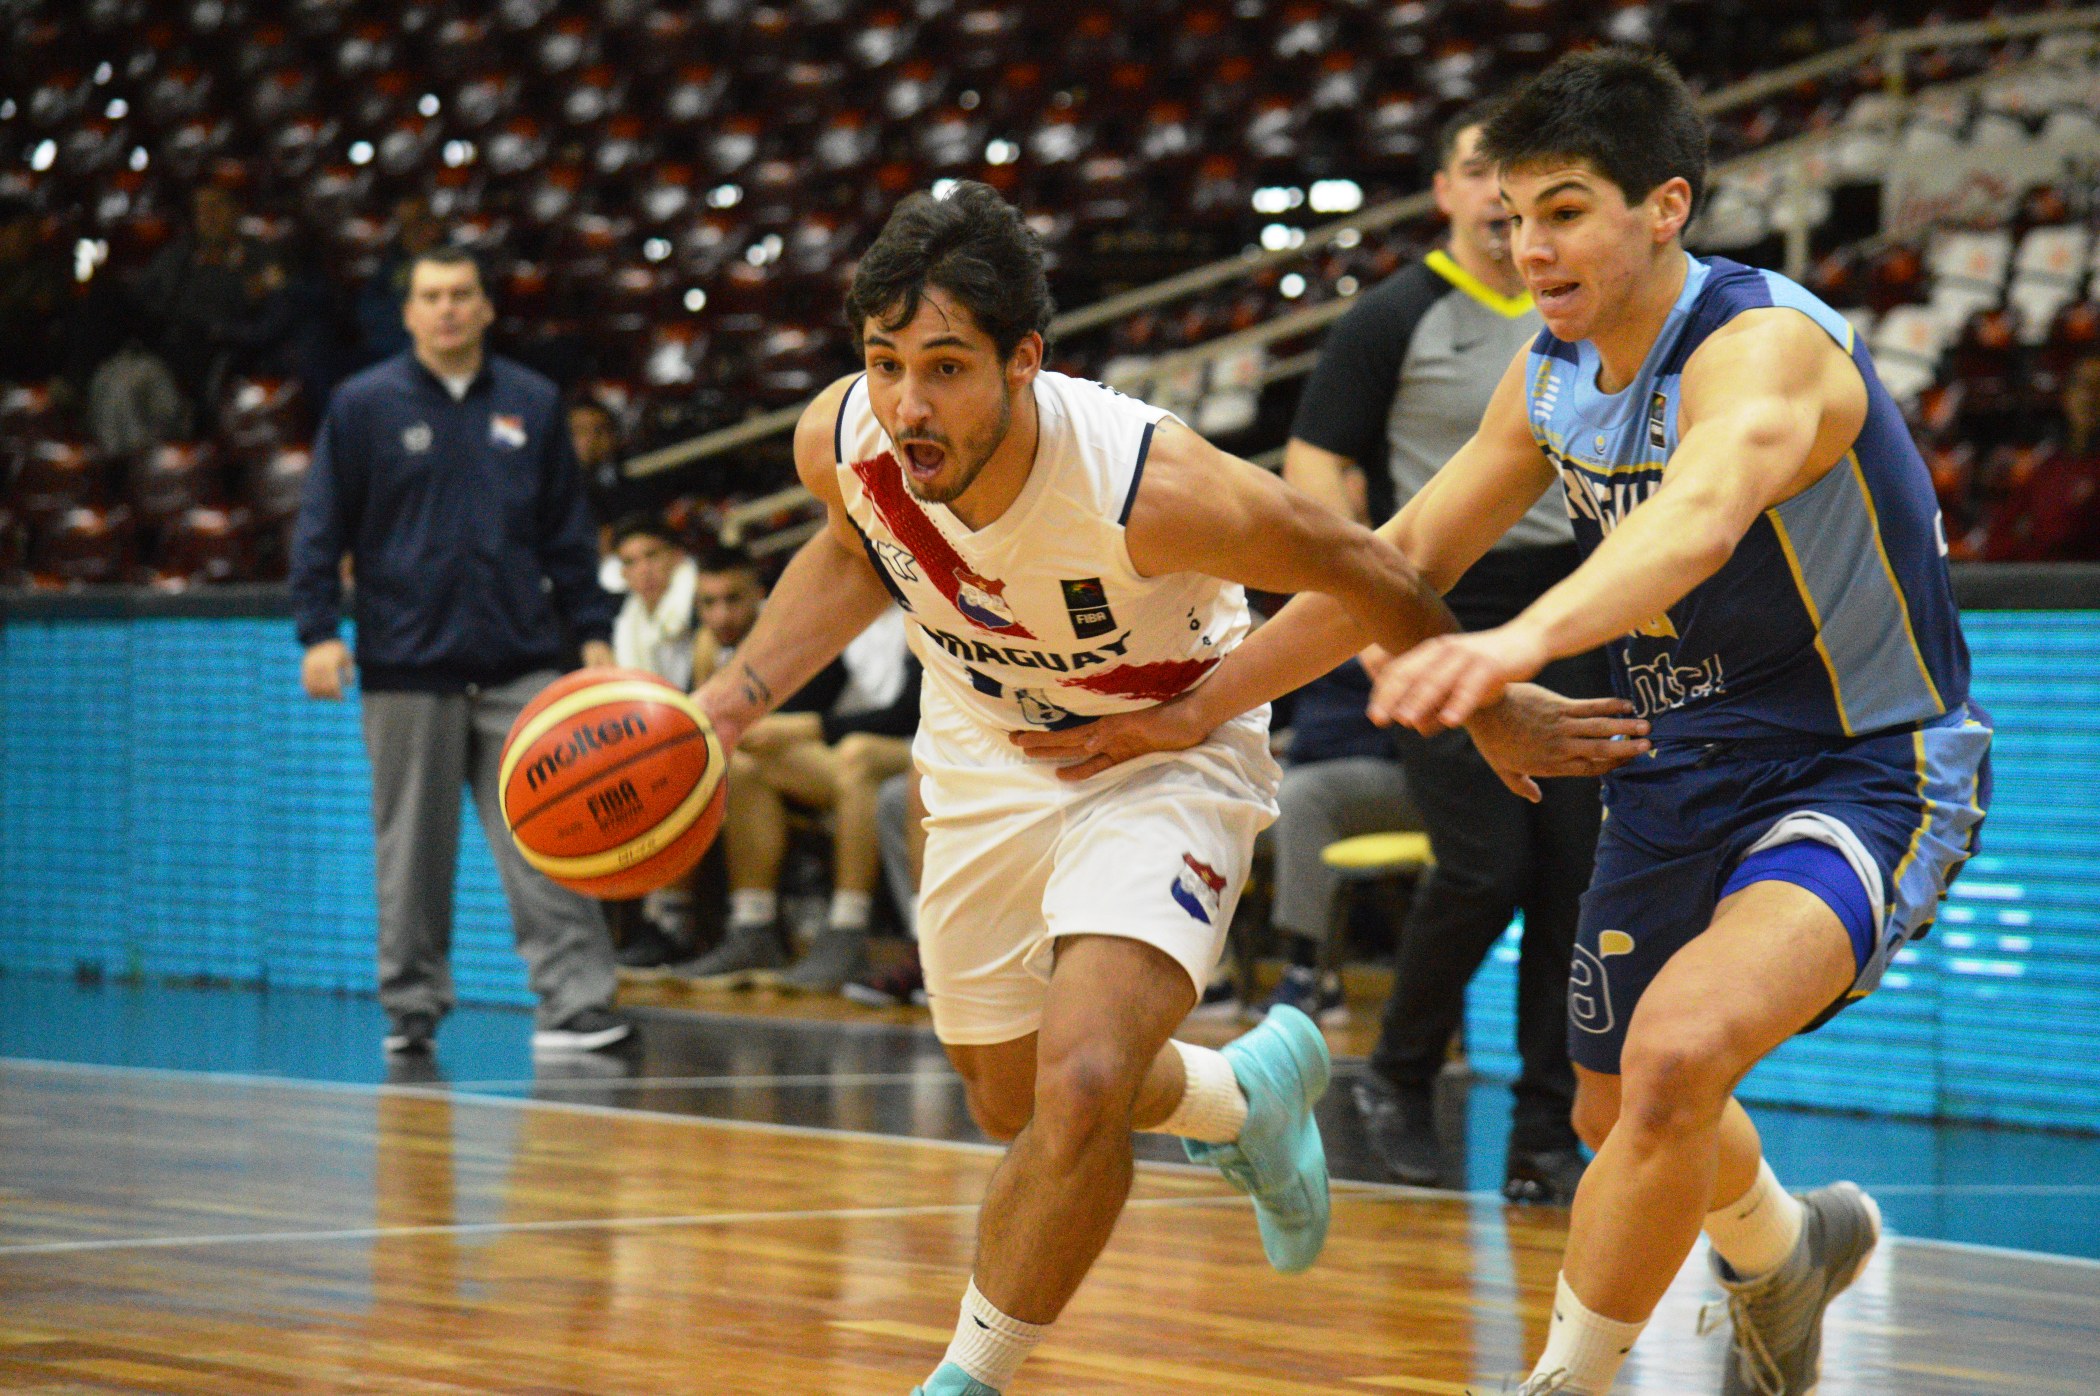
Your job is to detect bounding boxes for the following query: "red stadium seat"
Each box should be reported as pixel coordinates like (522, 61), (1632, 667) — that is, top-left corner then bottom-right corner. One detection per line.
(851, 10), (914, 69)
(0, 503), (23, 585)
(245, 444), (311, 523)
(11, 440), (108, 525)
(150, 505), (255, 588)
(663, 64), (730, 126)
(130, 441), (222, 526)
(31, 504), (135, 588)
(813, 110), (881, 175)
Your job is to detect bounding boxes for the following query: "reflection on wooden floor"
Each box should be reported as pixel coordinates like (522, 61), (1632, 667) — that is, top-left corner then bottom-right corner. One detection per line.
(2, 1061), (2095, 1395)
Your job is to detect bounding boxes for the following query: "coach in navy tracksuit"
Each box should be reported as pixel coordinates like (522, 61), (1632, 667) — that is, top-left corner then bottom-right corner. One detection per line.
(290, 246), (629, 1060)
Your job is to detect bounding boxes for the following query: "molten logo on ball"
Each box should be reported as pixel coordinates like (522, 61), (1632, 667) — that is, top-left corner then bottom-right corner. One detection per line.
(523, 713), (650, 791)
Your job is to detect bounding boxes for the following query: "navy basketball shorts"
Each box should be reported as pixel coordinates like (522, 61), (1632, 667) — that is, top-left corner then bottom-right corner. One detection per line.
(1569, 704), (1993, 1074)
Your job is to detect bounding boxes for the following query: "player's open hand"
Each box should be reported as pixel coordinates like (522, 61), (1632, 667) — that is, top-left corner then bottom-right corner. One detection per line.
(1370, 624), (1549, 733)
(1008, 695), (1214, 782)
(1462, 683), (1650, 801)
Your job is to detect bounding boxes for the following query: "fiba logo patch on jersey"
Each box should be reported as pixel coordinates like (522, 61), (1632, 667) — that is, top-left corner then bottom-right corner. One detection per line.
(955, 570), (1019, 630)
(1171, 854), (1228, 924)
(1059, 577), (1117, 639)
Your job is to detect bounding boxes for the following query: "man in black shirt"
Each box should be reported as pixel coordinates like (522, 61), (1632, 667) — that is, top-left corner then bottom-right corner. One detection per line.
(1284, 103), (1609, 1203)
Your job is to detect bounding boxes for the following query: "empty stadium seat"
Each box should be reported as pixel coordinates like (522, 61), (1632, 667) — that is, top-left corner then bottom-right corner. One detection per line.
(1870, 305), (1953, 404)
(31, 504), (135, 587)
(150, 505), (254, 587)
(130, 441), (222, 525)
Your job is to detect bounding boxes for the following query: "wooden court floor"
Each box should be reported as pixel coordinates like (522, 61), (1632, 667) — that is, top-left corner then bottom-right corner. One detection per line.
(1, 1060), (2095, 1396)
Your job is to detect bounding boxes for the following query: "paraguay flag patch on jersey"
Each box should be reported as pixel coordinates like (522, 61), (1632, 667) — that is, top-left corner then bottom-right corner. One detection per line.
(490, 413), (527, 449)
(1171, 854), (1229, 924)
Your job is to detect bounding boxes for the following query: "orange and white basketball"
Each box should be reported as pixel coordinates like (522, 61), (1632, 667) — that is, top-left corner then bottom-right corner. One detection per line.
(498, 667), (727, 899)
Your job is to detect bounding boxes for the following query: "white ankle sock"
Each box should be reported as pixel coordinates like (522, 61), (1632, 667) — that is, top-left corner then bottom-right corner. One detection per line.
(728, 889), (777, 928)
(941, 1278), (1046, 1389)
(1704, 1158), (1804, 1280)
(827, 888), (873, 932)
(1150, 1040), (1248, 1143)
(1532, 1272), (1646, 1395)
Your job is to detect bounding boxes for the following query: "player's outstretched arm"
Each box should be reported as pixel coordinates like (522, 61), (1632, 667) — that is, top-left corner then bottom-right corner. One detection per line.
(1013, 376), (1648, 789)
(1376, 311), (1867, 732)
(691, 375), (897, 750)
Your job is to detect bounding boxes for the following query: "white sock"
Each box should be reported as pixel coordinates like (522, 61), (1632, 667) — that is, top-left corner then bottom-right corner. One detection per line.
(728, 889), (777, 928)
(941, 1278), (1046, 1389)
(1532, 1273), (1646, 1395)
(827, 888), (873, 933)
(1704, 1158), (1805, 1280)
(1149, 1040), (1248, 1144)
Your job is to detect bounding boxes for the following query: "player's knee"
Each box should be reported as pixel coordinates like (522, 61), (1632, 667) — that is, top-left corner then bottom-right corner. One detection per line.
(1032, 1044), (1140, 1152)
(833, 732), (880, 782)
(1618, 1027), (1736, 1134)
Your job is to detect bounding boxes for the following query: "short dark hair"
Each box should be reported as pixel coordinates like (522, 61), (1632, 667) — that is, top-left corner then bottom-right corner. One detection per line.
(844, 181), (1055, 360)
(1435, 98), (1505, 171)
(1480, 48), (1708, 217)
(693, 543), (757, 577)
(403, 244), (481, 300)
(610, 512), (679, 552)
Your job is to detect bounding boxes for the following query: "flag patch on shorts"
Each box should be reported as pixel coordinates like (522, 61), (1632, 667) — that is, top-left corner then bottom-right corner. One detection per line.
(1171, 853), (1228, 924)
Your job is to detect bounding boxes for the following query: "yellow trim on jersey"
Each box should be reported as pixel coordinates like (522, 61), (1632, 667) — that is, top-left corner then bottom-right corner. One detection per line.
(1768, 510), (1856, 738)
(1425, 249), (1534, 319)
(1845, 451), (1948, 716)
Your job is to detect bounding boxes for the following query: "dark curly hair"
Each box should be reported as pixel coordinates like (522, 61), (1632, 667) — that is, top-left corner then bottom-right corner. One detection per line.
(844, 181), (1055, 360)
(1481, 47), (1709, 217)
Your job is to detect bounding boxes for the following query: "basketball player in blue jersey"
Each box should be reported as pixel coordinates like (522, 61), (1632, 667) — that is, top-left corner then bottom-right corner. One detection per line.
(689, 183), (1647, 1396)
(1026, 49), (1991, 1396)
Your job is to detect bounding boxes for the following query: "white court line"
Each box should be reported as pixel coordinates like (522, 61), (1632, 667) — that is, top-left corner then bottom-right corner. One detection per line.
(0, 1193), (1257, 1260)
(5, 1057), (2098, 1274)
(443, 1070), (962, 1092)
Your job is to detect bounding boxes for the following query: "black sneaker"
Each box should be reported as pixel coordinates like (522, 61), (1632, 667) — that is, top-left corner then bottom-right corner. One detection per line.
(614, 919), (683, 978)
(383, 1011), (437, 1055)
(1352, 1072), (1441, 1186)
(1503, 1145), (1587, 1206)
(1258, 965), (1347, 1026)
(843, 944), (926, 1008)
(531, 1007), (633, 1054)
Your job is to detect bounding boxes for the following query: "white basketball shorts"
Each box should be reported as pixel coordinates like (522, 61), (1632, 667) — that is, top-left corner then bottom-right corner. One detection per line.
(913, 701), (1280, 1046)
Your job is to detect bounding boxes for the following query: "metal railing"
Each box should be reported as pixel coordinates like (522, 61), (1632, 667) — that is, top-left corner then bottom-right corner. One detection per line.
(631, 5), (2100, 498)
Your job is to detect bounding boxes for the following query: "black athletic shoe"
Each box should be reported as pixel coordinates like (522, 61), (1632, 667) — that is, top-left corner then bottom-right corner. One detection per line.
(1503, 1145), (1587, 1206)
(383, 1011), (437, 1055)
(1352, 1072), (1441, 1186)
(531, 1007), (633, 1054)
(843, 944), (926, 1007)
(614, 920), (683, 977)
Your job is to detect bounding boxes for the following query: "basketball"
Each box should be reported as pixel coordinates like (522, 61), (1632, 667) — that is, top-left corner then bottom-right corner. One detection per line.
(497, 667), (728, 900)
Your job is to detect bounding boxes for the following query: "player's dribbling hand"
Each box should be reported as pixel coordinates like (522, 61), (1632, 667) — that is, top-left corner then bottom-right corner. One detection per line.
(1462, 683), (1651, 802)
(1008, 695), (1213, 782)
(1369, 624), (1548, 732)
(300, 639), (355, 700)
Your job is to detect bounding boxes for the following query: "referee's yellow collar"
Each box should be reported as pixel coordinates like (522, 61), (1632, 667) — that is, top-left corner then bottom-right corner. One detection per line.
(1425, 248), (1533, 319)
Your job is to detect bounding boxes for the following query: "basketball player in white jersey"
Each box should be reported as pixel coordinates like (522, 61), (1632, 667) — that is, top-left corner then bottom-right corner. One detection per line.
(692, 182), (1647, 1396)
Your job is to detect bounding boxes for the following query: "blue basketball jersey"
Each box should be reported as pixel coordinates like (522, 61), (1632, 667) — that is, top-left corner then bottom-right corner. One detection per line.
(1525, 253), (1971, 740)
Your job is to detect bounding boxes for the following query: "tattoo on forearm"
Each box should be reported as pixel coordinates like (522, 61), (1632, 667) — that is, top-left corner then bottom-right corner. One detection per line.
(737, 660), (775, 710)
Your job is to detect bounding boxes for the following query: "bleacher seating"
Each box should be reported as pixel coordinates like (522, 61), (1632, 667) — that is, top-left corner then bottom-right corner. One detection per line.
(3, 1), (2098, 581)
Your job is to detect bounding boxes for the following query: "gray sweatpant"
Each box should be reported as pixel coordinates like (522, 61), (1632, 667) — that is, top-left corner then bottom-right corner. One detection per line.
(1262, 754), (1418, 945)
(361, 670), (616, 1030)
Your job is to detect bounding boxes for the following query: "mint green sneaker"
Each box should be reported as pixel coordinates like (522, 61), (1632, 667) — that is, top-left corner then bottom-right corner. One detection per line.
(912, 1362), (1000, 1395)
(1183, 1003), (1332, 1273)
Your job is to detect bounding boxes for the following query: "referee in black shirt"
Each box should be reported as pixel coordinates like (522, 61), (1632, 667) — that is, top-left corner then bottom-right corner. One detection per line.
(1285, 103), (1610, 1204)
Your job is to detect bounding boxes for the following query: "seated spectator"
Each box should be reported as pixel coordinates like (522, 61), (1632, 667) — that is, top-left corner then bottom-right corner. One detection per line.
(843, 765), (930, 1008)
(609, 514), (698, 688)
(571, 394), (634, 554)
(86, 338), (190, 456)
(355, 196), (445, 364)
(132, 184), (261, 405)
(1254, 658), (1416, 1023)
(1985, 353), (2100, 561)
(0, 198), (68, 385)
(676, 589), (921, 996)
(605, 514), (702, 965)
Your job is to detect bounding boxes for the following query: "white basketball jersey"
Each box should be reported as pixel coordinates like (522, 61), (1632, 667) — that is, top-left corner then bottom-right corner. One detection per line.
(834, 370), (1252, 736)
